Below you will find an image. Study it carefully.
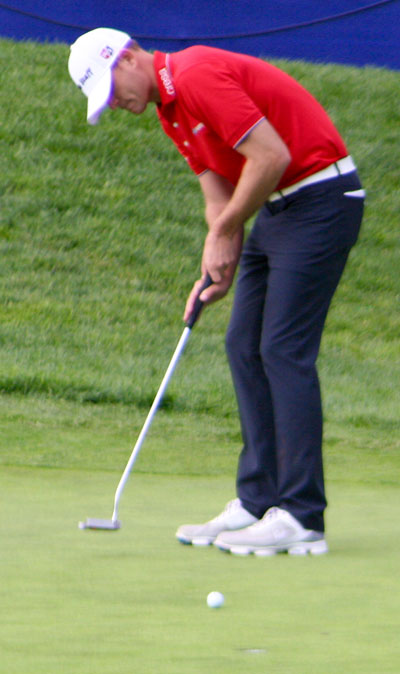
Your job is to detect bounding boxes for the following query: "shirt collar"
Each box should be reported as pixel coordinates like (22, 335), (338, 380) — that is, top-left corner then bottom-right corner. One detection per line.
(154, 51), (176, 105)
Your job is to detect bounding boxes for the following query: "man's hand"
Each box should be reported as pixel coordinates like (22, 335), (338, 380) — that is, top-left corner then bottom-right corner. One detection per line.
(183, 271), (234, 324)
(201, 230), (238, 283)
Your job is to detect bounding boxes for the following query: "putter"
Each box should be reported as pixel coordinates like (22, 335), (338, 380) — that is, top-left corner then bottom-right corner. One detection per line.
(79, 274), (213, 531)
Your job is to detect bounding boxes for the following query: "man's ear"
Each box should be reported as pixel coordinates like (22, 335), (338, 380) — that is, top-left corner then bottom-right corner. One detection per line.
(118, 48), (137, 68)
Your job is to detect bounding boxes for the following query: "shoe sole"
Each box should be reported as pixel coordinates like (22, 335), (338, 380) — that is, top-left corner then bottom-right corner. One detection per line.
(214, 538), (328, 556)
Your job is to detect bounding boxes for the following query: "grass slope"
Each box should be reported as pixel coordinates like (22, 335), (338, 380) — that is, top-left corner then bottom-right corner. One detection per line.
(0, 38), (399, 479)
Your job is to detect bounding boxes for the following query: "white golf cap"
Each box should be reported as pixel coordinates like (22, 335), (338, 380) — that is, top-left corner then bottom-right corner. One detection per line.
(68, 27), (132, 125)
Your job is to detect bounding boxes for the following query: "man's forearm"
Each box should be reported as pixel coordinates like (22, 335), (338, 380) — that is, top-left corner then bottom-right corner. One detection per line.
(211, 152), (289, 239)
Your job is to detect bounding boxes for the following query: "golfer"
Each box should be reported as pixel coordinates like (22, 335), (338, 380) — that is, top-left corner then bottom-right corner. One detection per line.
(68, 28), (365, 555)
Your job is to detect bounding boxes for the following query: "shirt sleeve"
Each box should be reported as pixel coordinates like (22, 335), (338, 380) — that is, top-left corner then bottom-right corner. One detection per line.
(176, 62), (265, 148)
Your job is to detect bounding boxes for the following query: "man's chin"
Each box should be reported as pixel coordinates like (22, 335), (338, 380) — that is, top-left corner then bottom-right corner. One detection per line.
(129, 101), (147, 115)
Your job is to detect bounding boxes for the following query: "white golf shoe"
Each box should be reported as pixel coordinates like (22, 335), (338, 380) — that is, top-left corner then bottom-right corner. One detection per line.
(175, 498), (259, 546)
(214, 507), (328, 556)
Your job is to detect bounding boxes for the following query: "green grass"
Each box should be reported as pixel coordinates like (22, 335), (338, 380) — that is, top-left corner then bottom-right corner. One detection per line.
(0, 37), (399, 673)
(0, 38), (398, 480)
(0, 394), (398, 488)
(0, 39), (399, 435)
(1, 469), (399, 674)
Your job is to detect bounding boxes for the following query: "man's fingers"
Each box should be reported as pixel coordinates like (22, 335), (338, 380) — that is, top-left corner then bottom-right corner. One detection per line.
(207, 268), (222, 284)
(183, 271), (233, 323)
(183, 281), (204, 322)
(200, 281), (230, 305)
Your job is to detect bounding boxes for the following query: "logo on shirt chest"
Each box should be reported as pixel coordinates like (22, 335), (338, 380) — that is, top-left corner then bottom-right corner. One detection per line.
(192, 123), (205, 135)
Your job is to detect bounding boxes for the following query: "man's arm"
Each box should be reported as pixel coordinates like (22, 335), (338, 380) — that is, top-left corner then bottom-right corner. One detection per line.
(184, 118), (291, 321)
(200, 172), (244, 296)
(202, 118), (290, 283)
(183, 171), (241, 322)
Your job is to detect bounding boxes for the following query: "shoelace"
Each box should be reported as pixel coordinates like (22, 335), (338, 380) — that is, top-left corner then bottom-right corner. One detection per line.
(250, 506), (281, 530)
(212, 498), (242, 522)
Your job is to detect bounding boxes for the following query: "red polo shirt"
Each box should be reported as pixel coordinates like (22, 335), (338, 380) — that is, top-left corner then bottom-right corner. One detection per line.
(154, 47), (348, 190)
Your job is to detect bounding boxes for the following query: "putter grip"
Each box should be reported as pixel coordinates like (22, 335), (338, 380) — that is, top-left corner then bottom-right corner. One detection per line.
(186, 273), (213, 329)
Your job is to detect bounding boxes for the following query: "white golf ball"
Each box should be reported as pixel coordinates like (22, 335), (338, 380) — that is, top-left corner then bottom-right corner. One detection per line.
(207, 591), (225, 608)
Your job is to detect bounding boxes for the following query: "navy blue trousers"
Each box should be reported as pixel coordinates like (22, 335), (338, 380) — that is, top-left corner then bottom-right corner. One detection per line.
(226, 172), (364, 531)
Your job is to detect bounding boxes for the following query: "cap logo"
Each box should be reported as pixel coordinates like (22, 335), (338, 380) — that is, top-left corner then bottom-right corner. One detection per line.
(79, 67), (93, 88)
(100, 46), (114, 59)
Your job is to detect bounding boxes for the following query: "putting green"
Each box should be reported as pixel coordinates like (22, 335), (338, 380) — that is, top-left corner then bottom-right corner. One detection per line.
(1, 467), (399, 673)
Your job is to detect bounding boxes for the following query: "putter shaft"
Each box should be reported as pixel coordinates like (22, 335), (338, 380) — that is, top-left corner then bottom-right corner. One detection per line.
(111, 326), (192, 522)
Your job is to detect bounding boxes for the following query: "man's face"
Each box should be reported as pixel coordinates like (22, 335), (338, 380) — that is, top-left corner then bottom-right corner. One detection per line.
(109, 51), (151, 115)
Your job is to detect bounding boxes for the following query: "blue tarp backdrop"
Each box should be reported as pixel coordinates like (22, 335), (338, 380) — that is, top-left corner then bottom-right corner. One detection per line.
(0, 0), (399, 70)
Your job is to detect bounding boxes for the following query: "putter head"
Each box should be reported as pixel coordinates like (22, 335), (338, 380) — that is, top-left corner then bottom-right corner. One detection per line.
(78, 518), (121, 531)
